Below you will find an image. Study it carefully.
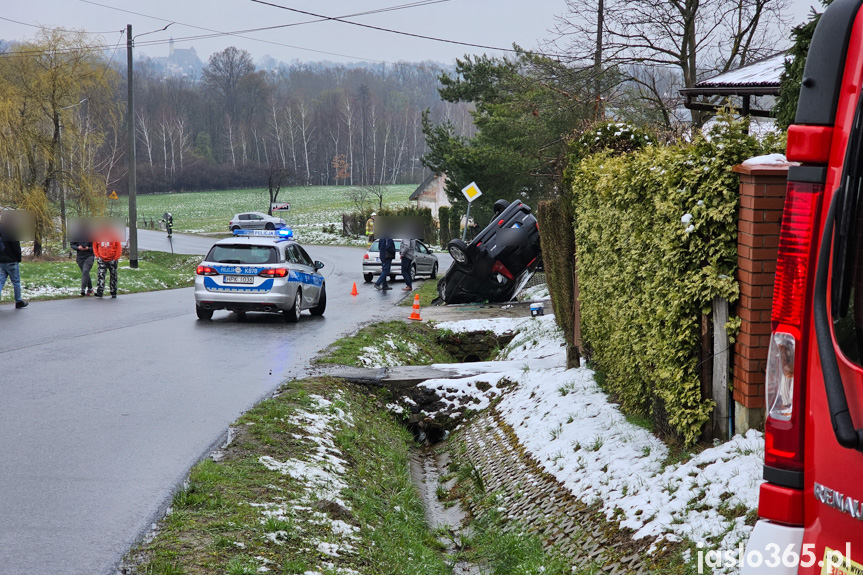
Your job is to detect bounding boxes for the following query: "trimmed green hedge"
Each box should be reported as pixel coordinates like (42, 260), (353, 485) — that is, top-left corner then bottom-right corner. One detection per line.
(571, 115), (779, 445)
(375, 206), (436, 244)
(537, 198), (575, 350)
(438, 206), (454, 246)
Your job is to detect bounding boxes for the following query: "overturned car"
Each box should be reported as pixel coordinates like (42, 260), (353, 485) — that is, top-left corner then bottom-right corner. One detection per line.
(436, 199), (541, 304)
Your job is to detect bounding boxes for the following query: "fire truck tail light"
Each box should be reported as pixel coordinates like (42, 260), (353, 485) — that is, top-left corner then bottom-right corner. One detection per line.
(766, 332), (796, 422)
(771, 182), (824, 327)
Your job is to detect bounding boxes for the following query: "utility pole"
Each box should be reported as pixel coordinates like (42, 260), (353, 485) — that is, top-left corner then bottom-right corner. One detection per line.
(126, 24), (139, 268)
(594, 0), (604, 121)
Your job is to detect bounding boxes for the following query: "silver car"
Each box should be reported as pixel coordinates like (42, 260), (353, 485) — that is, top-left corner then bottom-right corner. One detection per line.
(228, 212), (287, 231)
(194, 230), (325, 322)
(362, 239), (439, 283)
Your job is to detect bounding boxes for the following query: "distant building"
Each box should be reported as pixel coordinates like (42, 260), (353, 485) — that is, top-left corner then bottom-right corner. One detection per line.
(151, 38), (204, 80)
(410, 173), (451, 219)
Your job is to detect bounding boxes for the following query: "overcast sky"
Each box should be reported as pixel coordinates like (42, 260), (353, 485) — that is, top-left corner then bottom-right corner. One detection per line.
(0, 0), (824, 67)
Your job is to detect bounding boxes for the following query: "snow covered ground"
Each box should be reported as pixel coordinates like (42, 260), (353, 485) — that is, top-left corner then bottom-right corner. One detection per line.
(375, 311), (764, 573)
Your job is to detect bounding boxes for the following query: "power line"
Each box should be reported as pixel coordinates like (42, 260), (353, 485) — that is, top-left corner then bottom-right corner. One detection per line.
(248, 0), (526, 53)
(0, 15), (121, 35)
(77, 0), (387, 63)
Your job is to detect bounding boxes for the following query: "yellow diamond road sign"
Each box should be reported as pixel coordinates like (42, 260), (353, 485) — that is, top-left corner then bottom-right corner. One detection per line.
(108, 191), (118, 200)
(461, 181), (482, 203)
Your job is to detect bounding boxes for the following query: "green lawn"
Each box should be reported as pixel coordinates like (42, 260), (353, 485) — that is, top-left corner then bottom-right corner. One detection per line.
(2, 251), (200, 303)
(114, 185), (416, 236)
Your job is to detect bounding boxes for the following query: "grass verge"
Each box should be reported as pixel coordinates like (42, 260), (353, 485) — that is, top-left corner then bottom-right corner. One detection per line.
(315, 320), (458, 367)
(126, 377), (451, 575)
(3, 251), (200, 302)
(398, 278), (440, 308)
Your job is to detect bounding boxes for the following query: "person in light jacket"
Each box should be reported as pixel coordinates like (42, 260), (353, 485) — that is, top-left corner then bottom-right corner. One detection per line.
(400, 237), (416, 291)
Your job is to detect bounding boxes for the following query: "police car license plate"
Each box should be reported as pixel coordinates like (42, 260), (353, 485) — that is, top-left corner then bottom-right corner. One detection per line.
(223, 276), (254, 284)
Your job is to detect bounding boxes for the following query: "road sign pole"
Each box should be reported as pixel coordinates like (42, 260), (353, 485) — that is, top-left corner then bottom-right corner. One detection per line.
(459, 181), (482, 241)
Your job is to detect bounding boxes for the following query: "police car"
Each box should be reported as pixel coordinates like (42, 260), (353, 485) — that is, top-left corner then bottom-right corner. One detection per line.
(194, 229), (326, 322)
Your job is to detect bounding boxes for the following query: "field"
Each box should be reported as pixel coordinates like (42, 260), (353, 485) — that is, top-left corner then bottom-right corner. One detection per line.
(114, 185), (416, 243)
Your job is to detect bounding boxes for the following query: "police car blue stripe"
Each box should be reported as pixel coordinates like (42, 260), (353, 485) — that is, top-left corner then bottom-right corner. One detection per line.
(204, 277), (275, 293)
(288, 269), (324, 287)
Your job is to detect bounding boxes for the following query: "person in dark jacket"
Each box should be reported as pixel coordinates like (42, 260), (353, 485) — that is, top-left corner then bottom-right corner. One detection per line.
(71, 239), (95, 296)
(0, 227), (27, 308)
(374, 236), (395, 291)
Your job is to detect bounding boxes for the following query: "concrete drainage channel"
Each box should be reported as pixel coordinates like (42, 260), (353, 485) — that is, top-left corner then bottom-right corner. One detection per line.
(326, 327), (664, 575)
(411, 449), (483, 574)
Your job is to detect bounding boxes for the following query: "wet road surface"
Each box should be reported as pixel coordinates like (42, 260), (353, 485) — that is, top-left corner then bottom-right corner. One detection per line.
(0, 241), (425, 575)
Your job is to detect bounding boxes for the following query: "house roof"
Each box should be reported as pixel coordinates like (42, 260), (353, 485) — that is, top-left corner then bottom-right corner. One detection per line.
(410, 173), (440, 201)
(680, 52), (788, 98)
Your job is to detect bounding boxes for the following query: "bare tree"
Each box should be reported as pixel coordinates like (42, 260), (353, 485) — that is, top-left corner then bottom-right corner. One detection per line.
(266, 163), (290, 215)
(549, 0), (791, 127)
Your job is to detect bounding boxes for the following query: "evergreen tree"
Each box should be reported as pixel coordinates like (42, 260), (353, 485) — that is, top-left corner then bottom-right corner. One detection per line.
(774, 1), (833, 129)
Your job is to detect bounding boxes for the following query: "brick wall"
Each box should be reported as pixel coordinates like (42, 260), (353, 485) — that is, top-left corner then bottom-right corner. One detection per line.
(731, 163), (790, 416)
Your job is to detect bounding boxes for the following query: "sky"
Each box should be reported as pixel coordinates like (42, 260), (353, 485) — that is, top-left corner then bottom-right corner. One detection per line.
(0, 0), (824, 67)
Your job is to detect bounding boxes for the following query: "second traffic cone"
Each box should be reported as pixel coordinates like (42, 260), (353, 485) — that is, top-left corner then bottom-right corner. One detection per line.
(408, 293), (422, 321)
(350, 282), (359, 296)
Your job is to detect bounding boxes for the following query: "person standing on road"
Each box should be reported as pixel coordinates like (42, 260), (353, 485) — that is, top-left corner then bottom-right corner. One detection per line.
(375, 235), (395, 291)
(71, 238), (95, 296)
(0, 225), (27, 309)
(400, 236), (416, 291)
(366, 212), (376, 243)
(93, 229), (122, 299)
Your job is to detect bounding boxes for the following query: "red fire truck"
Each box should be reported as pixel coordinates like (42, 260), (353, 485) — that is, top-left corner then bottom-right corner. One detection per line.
(743, 0), (863, 573)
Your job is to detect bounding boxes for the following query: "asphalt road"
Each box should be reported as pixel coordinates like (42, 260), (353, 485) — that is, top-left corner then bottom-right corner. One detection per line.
(0, 236), (444, 575)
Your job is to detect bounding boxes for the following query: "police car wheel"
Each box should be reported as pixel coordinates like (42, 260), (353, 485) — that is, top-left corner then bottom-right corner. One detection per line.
(410, 264), (417, 281)
(196, 305), (214, 320)
(363, 273), (374, 283)
(310, 286), (326, 316)
(265, 222), (275, 230)
(284, 290), (302, 323)
(430, 263), (438, 279)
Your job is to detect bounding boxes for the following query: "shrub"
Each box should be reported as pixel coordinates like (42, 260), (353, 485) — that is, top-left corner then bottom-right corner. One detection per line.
(571, 114), (775, 445)
(536, 198), (575, 352)
(438, 206), (453, 245)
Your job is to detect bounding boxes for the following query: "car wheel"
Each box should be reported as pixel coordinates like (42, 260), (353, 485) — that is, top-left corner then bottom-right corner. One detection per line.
(265, 222), (275, 230)
(430, 262), (438, 279)
(410, 264), (417, 282)
(363, 273), (374, 283)
(196, 305), (213, 320)
(284, 290), (302, 323)
(231, 225), (240, 232)
(310, 285), (326, 316)
(493, 199), (511, 216)
(448, 239), (470, 266)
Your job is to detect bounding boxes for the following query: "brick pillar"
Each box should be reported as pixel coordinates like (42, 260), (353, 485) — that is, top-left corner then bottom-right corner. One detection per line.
(731, 163), (791, 435)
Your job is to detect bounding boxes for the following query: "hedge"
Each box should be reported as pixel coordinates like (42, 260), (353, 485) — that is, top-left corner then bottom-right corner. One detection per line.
(571, 115), (780, 445)
(438, 206), (454, 246)
(536, 198), (575, 353)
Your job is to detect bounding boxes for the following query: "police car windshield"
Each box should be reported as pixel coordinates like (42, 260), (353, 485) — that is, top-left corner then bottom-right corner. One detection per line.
(207, 244), (278, 264)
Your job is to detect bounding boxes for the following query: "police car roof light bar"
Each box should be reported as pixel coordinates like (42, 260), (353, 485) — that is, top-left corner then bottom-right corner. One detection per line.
(232, 228), (293, 239)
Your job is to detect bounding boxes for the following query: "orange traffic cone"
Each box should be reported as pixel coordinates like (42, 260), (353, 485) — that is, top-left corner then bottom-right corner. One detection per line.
(408, 293), (422, 321)
(350, 282), (359, 296)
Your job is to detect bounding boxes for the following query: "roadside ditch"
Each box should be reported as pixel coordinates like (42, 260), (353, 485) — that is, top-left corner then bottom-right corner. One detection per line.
(123, 318), (699, 575)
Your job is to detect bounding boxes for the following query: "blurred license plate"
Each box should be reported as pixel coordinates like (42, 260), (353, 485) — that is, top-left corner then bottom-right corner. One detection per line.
(224, 276), (254, 284)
